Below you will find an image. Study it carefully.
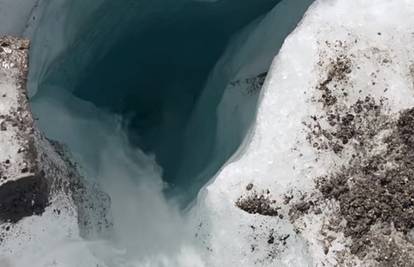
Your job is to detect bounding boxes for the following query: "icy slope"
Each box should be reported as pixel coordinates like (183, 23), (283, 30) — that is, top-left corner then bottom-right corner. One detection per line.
(179, 0), (314, 199)
(191, 0), (414, 266)
(0, 0), (38, 35)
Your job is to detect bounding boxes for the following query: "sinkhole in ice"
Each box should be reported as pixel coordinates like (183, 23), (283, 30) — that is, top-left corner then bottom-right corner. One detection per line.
(30, 0), (285, 204)
(0, 0), (315, 265)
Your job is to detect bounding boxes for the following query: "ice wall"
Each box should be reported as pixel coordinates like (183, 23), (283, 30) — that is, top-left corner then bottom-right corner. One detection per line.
(180, 0), (314, 199)
(25, 0), (107, 96)
(0, 0), (38, 35)
(191, 0), (414, 266)
(28, 0), (283, 202)
(18, 0), (312, 266)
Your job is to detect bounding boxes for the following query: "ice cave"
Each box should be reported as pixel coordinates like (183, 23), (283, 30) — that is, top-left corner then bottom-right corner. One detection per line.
(1, 0), (414, 266)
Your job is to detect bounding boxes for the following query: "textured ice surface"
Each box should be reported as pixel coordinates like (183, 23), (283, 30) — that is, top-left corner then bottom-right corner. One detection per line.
(0, 39), (111, 267)
(2, 0), (414, 266)
(0, 0), (313, 265)
(190, 0), (414, 266)
(180, 0), (314, 202)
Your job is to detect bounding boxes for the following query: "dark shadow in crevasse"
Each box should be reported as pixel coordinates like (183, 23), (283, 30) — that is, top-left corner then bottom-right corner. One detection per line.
(62, 0), (281, 204)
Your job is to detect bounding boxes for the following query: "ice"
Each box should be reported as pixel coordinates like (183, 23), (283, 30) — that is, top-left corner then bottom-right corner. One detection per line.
(0, 0), (38, 35)
(30, 88), (205, 266)
(180, 0), (314, 203)
(7, 0), (413, 266)
(0, 0), (318, 265)
(27, 0), (283, 203)
(191, 0), (414, 265)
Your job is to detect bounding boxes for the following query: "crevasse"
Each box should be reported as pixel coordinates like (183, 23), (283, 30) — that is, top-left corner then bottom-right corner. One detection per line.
(29, 0), (287, 202)
(0, 0), (313, 266)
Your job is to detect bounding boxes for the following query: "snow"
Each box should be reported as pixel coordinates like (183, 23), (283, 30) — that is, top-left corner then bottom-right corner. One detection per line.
(0, 37), (35, 186)
(191, 0), (414, 265)
(0, 73), (27, 184)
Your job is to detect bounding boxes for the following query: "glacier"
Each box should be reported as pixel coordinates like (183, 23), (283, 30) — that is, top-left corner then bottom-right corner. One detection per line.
(27, 0), (288, 203)
(1, 0), (414, 266)
(191, 0), (414, 266)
